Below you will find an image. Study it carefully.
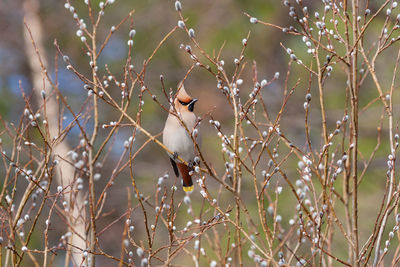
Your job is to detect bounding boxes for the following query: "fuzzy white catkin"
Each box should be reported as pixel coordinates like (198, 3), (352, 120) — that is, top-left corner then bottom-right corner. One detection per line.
(188, 28), (195, 38)
(178, 20), (185, 28)
(129, 29), (136, 38)
(136, 247), (144, 257)
(261, 79), (267, 87)
(194, 240), (200, 249)
(175, 1), (182, 11)
(250, 17), (258, 24)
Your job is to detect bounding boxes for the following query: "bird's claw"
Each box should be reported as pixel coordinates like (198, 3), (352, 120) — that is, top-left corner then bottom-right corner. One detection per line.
(188, 161), (194, 170)
(173, 152), (178, 160)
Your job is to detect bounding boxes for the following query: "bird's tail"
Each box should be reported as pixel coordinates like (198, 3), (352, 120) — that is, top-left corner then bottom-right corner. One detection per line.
(177, 163), (194, 192)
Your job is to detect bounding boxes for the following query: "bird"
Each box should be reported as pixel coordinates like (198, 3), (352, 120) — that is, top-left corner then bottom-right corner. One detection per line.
(163, 84), (199, 192)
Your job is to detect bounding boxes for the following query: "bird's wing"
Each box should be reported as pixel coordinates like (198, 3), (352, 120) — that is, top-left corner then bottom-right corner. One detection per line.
(169, 157), (180, 177)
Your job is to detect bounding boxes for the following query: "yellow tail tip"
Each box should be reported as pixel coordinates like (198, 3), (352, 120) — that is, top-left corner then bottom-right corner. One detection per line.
(183, 185), (194, 192)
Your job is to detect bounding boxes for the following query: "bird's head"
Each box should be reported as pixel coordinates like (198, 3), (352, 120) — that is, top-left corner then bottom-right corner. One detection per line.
(174, 84), (198, 113)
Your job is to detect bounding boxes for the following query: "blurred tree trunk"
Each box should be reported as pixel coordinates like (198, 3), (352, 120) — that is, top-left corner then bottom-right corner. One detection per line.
(22, 0), (87, 266)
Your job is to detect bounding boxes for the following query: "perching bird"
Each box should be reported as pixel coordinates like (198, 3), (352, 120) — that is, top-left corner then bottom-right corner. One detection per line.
(163, 84), (198, 192)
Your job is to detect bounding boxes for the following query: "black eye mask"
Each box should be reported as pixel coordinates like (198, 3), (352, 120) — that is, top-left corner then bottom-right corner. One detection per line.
(179, 100), (190, 106)
(178, 99), (198, 112)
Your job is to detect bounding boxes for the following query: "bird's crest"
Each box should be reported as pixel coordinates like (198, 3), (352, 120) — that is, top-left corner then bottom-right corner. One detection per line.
(176, 83), (192, 103)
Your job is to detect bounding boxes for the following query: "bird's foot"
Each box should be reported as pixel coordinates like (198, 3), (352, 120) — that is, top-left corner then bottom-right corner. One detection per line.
(173, 152), (178, 160)
(188, 161), (194, 170)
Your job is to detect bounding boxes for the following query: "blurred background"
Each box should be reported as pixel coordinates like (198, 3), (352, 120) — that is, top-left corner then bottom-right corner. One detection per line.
(0, 0), (398, 266)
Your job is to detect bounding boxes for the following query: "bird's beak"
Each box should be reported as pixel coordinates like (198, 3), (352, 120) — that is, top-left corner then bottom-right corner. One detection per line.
(188, 99), (198, 112)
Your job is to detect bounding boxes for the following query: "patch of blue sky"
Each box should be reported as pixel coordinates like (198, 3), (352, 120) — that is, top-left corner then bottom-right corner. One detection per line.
(100, 38), (126, 64)
(7, 74), (31, 96)
(62, 112), (94, 137)
(54, 69), (84, 94)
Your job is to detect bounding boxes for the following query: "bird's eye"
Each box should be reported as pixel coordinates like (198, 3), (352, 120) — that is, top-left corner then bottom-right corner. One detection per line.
(179, 100), (189, 106)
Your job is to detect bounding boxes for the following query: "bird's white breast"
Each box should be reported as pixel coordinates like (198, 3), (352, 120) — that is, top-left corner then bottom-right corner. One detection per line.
(163, 113), (197, 162)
